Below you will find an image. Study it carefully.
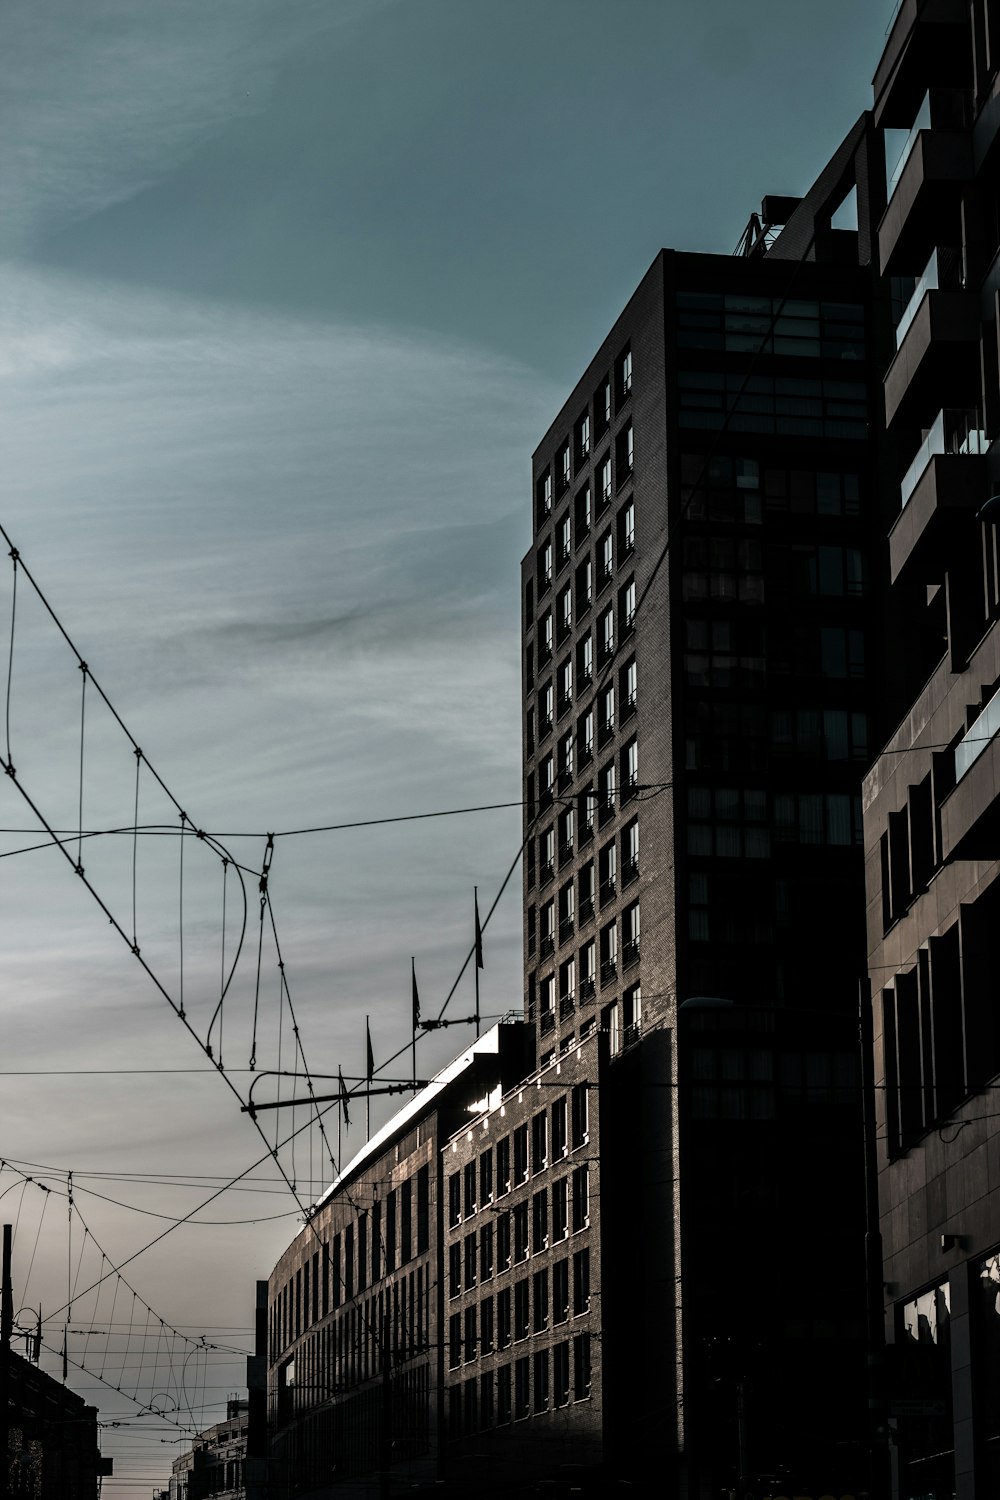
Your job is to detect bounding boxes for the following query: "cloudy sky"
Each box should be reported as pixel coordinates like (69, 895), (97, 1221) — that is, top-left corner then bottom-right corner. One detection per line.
(0, 1), (891, 1491)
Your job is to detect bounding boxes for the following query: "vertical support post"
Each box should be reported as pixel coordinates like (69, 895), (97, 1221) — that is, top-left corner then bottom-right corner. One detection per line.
(1, 1223), (13, 1500)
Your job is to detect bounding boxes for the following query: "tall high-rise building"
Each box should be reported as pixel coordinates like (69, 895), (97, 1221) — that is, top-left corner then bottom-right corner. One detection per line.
(519, 122), (898, 1495)
(862, 2), (1000, 1497)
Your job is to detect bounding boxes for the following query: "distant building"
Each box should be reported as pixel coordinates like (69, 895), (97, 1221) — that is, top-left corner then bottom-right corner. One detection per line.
(3, 1345), (106, 1498)
(168, 1398), (249, 1500)
(265, 1023), (534, 1498)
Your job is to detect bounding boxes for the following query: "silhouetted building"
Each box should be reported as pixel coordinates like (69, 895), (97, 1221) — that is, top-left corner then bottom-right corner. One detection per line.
(265, 1023), (533, 1499)
(862, 2), (1000, 1497)
(168, 1397), (249, 1500)
(520, 134), (891, 1493)
(3, 1345), (105, 1499)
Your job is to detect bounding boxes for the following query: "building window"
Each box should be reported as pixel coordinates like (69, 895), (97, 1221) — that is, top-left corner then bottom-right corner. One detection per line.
(572, 1166), (589, 1233)
(623, 983), (641, 1046)
(540, 826), (555, 883)
(575, 410), (591, 466)
(532, 1189), (549, 1253)
(573, 1248), (590, 1314)
(558, 514), (572, 566)
(599, 684), (615, 747)
(554, 1340), (570, 1406)
(597, 377), (612, 435)
(496, 1136), (511, 1196)
(540, 973), (556, 1033)
(558, 657), (573, 716)
(539, 681), (554, 736)
(618, 499), (635, 556)
(599, 455), (613, 508)
(598, 761), (616, 822)
(580, 786), (597, 841)
(531, 1112), (548, 1175)
(616, 345), (632, 401)
(622, 817), (639, 885)
(514, 1202), (529, 1263)
(479, 1218), (495, 1282)
(537, 470), (553, 523)
(599, 606), (615, 662)
(599, 839), (617, 906)
(465, 1231), (478, 1291)
(498, 1288), (512, 1349)
(599, 529), (614, 588)
(498, 1363), (512, 1424)
(573, 1333), (592, 1399)
(616, 423), (634, 483)
(481, 1294), (495, 1355)
(464, 1161), (477, 1219)
(604, 998), (620, 1050)
(515, 1355), (530, 1420)
(533, 1348), (550, 1413)
(558, 584), (573, 641)
(481, 1369), (495, 1427)
(576, 633), (593, 689)
(540, 900), (555, 958)
(464, 1304), (477, 1364)
(480, 1149), (493, 1207)
(448, 1173), (462, 1229)
(579, 939), (596, 1001)
(687, 785), (772, 860)
(576, 484), (592, 542)
(559, 956), (576, 1015)
(497, 1212), (511, 1271)
(600, 920), (617, 985)
(540, 610), (554, 660)
(571, 1083), (589, 1148)
(449, 1312), (462, 1369)
(620, 578), (636, 636)
(559, 805), (575, 864)
(514, 1124), (529, 1183)
(514, 1279), (530, 1342)
(533, 1268), (550, 1334)
(578, 863), (595, 925)
(576, 557), (593, 617)
(622, 901), (640, 968)
(449, 1242), (461, 1299)
(551, 1095), (568, 1159)
(559, 442), (571, 492)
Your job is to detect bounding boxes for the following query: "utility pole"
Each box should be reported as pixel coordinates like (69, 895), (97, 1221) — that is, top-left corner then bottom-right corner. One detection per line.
(1, 1223), (13, 1500)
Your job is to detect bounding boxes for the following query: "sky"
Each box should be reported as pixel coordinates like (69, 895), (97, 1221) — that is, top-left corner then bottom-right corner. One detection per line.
(0, 1), (894, 1493)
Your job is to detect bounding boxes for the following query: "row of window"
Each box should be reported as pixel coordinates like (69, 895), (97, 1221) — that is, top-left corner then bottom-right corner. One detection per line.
(531, 656), (637, 762)
(532, 900), (641, 1002)
(686, 786), (864, 854)
(447, 1088), (590, 1228)
(676, 291), (865, 361)
(678, 370), (868, 440)
(679, 453), (862, 522)
(685, 701), (869, 777)
(535, 345), (631, 526)
(276, 1265), (430, 1401)
(446, 1334), (592, 1435)
(530, 821), (639, 954)
(447, 1252), (591, 1363)
(531, 735), (638, 827)
(532, 496), (635, 610)
(447, 1178), (591, 1298)
(271, 1165), (432, 1355)
(528, 579), (636, 689)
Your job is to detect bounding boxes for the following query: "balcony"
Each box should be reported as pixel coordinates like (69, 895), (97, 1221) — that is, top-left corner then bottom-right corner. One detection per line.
(579, 976), (596, 1003)
(559, 992), (575, 1021)
(889, 413), (988, 584)
(893, 245), (963, 349)
(540, 1011), (555, 1036)
(879, 90), (972, 275)
(559, 840), (575, 867)
(874, 1), (969, 129)
(578, 895), (595, 924)
(540, 934), (555, 959)
(941, 694), (1000, 860)
(599, 877), (617, 907)
(559, 917), (575, 944)
(540, 859), (555, 886)
(883, 287), (980, 429)
(600, 959), (617, 988)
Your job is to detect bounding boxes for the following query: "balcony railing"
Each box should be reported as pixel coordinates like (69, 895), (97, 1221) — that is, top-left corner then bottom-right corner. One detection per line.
(885, 90), (931, 200)
(900, 408), (988, 508)
(559, 917), (575, 944)
(895, 245), (964, 349)
(600, 959), (618, 987)
(599, 877), (617, 906)
(540, 1011), (555, 1036)
(578, 895), (595, 924)
(559, 993), (575, 1020)
(622, 856), (640, 887)
(956, 693), (1000, 782)
(579, 976), (596, 1002)
(623, 939), (640, 969)
(540, 934), (555, 958)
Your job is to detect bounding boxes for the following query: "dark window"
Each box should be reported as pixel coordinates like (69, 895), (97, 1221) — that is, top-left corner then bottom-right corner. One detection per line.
(514, 1279), (530, 1342)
